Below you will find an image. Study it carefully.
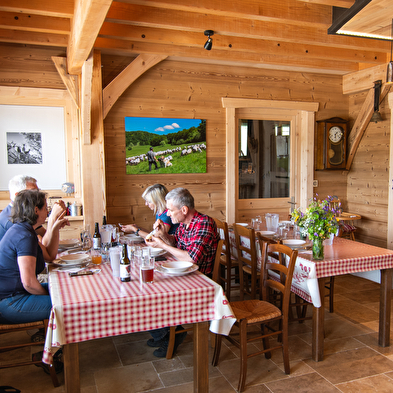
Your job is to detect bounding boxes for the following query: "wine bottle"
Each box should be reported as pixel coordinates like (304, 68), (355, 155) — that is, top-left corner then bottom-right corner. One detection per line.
(93, 222), (101, 250)
(102, 215), (107, 226)
(120, 243), (131, 282)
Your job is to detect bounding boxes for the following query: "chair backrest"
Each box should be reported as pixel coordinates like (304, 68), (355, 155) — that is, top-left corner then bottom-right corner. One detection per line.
(233, 224), (258, 274)
(212, 239), (225, 284)
(329, 197), (342, 215)
(260, 243), (298, 318)
(213, 217), (231, 264)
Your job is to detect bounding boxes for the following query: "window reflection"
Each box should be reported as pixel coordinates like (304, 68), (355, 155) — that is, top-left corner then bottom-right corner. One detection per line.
(239, 120), (290, 199)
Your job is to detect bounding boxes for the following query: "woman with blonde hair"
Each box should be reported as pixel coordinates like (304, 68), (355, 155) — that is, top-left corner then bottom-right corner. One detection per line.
(121, 184), (178, 238)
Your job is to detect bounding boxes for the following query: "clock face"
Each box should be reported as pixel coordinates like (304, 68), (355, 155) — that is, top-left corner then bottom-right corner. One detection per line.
(328, 126), (343, 144)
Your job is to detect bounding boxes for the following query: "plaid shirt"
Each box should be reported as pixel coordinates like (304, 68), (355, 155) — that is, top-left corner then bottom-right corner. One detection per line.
(174, 211), (219, 275)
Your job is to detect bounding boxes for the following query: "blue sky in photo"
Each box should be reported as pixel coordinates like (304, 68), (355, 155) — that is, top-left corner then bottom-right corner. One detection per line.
(125, 117), (202, 135)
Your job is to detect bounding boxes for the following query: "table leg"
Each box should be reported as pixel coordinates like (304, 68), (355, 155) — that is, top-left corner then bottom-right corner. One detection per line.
(312, 277), (325, 361)
(379, 269), (392, 347)
(64, 343), (80, 393)
(193, 321), (209, 393)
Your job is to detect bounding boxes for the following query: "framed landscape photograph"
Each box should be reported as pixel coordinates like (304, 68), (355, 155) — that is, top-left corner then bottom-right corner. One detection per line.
(124, 117), (206, 174)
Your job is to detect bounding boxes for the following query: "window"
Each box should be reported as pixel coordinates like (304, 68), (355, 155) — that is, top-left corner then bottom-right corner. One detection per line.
(238, 119), (290, 199)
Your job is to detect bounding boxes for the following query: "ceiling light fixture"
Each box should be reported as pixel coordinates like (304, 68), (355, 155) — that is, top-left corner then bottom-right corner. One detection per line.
(370, 80), (383, 123)
(204, 30), (214, 50)
(387, 19), (393, 84)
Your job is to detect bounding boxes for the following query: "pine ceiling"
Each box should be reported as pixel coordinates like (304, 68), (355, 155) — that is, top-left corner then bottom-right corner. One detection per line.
(0, 0), (391, 75)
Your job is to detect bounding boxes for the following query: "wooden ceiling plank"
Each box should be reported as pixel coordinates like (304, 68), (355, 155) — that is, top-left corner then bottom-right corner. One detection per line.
(343, 64), (389, 94)
(67, 0), (113, 75)
(52, 56), (79, 108)
(103, 53), (167, 119)
(0, 0), (74, 18)
(346, 84), (391, 170)
(0, 11), (70, 34)
(0, 28), (68, 47)
(297, 0), (354, 7)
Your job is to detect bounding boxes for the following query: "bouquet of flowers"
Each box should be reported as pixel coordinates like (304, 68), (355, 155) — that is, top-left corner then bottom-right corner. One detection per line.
(291, 196), (339, 241)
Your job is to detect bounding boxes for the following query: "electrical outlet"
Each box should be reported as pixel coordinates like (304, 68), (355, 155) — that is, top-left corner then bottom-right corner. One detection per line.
(313, 180), (318, 187)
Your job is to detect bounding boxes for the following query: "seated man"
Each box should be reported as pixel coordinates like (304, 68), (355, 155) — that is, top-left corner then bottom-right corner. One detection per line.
(146, 187), (219, 357)
(0, 174), (68, 261)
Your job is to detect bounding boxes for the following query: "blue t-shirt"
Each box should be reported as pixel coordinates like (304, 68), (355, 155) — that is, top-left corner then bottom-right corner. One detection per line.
(0, 203), (12, 242)
(0, 221), (45, 300)
(156, 210), (179, 235)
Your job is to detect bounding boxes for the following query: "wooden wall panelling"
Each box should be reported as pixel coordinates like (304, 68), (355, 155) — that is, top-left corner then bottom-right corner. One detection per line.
(389, 92), (393, 250)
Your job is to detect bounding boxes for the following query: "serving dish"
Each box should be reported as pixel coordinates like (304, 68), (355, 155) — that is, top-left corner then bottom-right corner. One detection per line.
(161, 261), (194, 273)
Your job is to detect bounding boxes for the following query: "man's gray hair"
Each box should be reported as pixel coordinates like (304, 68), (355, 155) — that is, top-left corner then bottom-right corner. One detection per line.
(165, 187), (194, 209)
(9, 174), (37, 201)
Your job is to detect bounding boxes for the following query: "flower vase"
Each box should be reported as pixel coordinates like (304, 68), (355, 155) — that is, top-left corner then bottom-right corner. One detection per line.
(312, 238), (324, 260)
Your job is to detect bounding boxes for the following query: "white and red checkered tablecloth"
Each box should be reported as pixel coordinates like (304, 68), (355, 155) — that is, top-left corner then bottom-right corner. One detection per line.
(43, 261), (235, 364)
(227, 231), (393, 309)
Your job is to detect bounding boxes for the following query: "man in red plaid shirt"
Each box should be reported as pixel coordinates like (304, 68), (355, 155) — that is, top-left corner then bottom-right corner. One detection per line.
(145, 187), (219, 357)
(148, 187), (219, 276)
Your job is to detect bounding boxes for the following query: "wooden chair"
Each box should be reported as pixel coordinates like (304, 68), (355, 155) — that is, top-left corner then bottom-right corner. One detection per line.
(0, 319), (59, 387)
(233, 224), (259, 300)
(212, 243), (298, 392)
(213, 218), (239, 301)
(165, 240), (225, 359)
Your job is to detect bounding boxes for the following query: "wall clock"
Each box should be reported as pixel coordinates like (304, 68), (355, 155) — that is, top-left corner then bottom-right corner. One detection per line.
(315, 117), (348, 170)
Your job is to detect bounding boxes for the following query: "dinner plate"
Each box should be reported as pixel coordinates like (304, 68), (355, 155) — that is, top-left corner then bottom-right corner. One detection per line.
(53, 253), (90, 266)
(236, 223), (248, 227)
(123, 234), (144, 242)
(283, 239), (306, 248)
(59, 239), (81, 249)
(156, 264), (199, 276)
(149, 248), (165, 257)
(258, 230), (276, 237)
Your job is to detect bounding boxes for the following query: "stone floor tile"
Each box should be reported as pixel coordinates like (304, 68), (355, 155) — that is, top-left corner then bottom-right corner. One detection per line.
(337, 374), (393, 392)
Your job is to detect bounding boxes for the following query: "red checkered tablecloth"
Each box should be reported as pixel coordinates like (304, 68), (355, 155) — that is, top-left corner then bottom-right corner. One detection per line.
(43, 261), (234, 364)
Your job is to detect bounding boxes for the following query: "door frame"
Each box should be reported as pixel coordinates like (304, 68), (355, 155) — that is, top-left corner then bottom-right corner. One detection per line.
(222, 97), (319, 224)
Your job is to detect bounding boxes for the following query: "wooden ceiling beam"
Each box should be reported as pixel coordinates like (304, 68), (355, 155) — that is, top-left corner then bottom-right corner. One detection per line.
(343, 64), (389, 94)
(0, 27), (68, 47)
(0, 0), (74, 18)
(106, 3), (389, 52)
(52, 56), (79, 108)
(99, 22), (385, 65)
(0, 11), (70, 34)
(296, 0), (354, 7)
(67, 0), (113, 75)
(95, 36), (359, 74)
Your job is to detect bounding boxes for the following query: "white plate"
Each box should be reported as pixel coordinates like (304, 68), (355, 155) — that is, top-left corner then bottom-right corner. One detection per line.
(280, 221), (292, 225)
(156, 264), (199, 276)
(236, 223), (248, 227)
(161, 261), (194, 273)
(59, 239), (81, 249)
(55, 253), (90, 266)
(123, 234), (144, 242)
(283, 239), (306, 248)
(258, 230), (276, 236)
(149, 248), (165, 256)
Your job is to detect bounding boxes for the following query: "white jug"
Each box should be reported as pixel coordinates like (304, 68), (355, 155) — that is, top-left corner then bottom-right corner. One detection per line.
(265, 213), (279, 232)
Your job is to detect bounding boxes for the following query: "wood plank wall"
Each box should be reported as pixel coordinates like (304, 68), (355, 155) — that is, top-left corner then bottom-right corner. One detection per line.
(0, 43), (350, 236)
(101, 54), (349, 229)
(347, 90), (391, 247)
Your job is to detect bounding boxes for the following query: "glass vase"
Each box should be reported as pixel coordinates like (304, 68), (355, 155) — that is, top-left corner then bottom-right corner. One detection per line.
(312, 238), (324, 260)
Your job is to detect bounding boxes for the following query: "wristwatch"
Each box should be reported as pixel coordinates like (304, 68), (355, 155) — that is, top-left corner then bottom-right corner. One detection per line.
(135, 228), (140, 236)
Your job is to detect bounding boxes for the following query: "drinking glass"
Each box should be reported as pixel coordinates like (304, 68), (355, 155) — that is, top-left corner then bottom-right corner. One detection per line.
(90, 249), (102, 265)
(140, 256), (155, 283)
(109, 246), (122, 277)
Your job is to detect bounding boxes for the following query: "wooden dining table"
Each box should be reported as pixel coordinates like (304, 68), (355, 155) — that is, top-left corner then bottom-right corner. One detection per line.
(43, 252), (235, 393)
(228, 227), (393, 362)
(296, 237), (393, 361)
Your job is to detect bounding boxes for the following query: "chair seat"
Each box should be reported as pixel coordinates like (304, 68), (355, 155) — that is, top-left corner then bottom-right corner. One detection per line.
(340, 222), (356, 232)
(0, 321), (44, 332)
(230, 300), (282, 323)
(242, 265), (260, 276)
(219, 255), (239, 267)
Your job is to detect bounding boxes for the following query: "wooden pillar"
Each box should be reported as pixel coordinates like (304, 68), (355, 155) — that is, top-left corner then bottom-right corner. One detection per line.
(388, 92), (393, 250)
(80, 50), (106, 230)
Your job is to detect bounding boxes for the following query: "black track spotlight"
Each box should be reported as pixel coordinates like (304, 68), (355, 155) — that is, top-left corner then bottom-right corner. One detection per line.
(204, 30), (214, 50)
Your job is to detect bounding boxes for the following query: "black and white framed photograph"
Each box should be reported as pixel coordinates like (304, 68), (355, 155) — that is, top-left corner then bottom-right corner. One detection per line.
(7, 132), (43, 164)
(0, 105), (67, 190)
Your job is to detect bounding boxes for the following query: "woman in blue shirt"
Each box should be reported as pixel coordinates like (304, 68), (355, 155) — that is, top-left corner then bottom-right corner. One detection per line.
(0, 190), (67, 323)
(121, 184), (178, 238)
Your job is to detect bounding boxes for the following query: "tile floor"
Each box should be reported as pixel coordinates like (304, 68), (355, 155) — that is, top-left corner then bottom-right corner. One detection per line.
(2, 274), (393, 392)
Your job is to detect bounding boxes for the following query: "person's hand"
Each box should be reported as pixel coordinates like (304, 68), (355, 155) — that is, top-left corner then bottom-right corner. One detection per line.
(49, 201), (66, 222)
(145, 235), (164, 248)
(120, 224), (137, 234)
(52, 210), (69, 230)
(152, 219), (165, 236)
